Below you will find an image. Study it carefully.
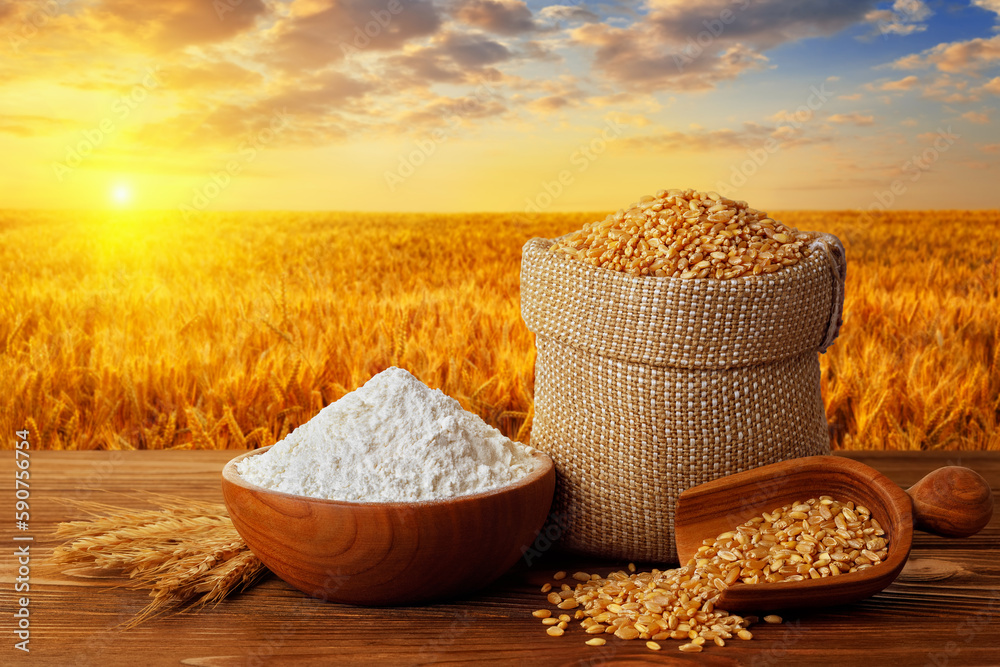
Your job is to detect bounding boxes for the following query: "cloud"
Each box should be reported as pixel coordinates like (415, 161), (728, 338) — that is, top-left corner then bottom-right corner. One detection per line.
(518, 78), (586, 114)
(384, 32), (512, 86)
(838, 93), (864, 101)
(767, 109), (815, 124)
(264, 0), (442, 71)
(0, 114), (80, 137)
(568, 0), (884, 91)
(828, 112), (875, 125)
(978, 142), (1000, 153)
(517, 39), (560, 62)
(129, 71), (374, 149)
(863, 0), (931, 38)
(619, 118), (830, 153)
(85, 0), (270, 51)
(961, 110), (991, 124)
(526, 95), (575, 113)
(587, 93), (654, 109)
(971, 0), (1000, 19)
(572, 22), (769, 90)
(921, 74), (978, 103)
(0, 0), (18, 22)
(620, 127), (766, 152)
(648, 0), (880, 48)
(900, 117), (919, 126)
(263, 70), (376, 115)
(1, 0), (524, 158)
(603, 111), (652, 128)
(11, 0), (992, 195)
(453, 0), (537, 35)
(584, 93), (664, 115)
(163, 61), (265, 91)
(879, 75), (921, 91)
(393, 92), (508, 131)
(537, 5), (601, 24)
(891, 34), (1000, 74)
(437, 31), (512, 66)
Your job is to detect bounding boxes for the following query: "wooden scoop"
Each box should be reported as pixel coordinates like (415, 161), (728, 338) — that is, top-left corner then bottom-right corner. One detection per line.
(674, 455), (993, 613)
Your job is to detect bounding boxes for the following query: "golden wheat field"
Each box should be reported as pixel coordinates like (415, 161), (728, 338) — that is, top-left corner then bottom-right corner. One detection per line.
(1, 209), (998, 451)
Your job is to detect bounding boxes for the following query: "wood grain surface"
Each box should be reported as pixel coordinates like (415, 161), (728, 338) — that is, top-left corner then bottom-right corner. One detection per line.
(2, 450), (999, 666)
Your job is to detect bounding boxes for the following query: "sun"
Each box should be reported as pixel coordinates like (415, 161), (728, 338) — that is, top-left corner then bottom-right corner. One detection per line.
(111, 183), (133, 207)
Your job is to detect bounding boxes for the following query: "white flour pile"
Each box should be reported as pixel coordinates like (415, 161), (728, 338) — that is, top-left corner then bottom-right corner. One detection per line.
(236, 367), (537, 502)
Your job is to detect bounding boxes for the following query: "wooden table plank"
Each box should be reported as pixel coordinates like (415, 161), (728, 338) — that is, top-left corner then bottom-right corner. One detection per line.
(2, 451), (999, 666)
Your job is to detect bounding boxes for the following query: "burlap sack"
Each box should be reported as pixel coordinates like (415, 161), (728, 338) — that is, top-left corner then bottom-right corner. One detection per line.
(520, 233), (846, 563)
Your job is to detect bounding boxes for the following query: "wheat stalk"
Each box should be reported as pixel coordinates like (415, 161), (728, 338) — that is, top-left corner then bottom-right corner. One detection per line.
(49, 493), (269, 628)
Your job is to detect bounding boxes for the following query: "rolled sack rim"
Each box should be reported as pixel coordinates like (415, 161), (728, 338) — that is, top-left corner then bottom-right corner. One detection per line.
(520, 234), (846, 371)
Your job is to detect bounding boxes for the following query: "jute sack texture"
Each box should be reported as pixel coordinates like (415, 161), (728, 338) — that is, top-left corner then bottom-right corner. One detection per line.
(520, 233), (846, 563)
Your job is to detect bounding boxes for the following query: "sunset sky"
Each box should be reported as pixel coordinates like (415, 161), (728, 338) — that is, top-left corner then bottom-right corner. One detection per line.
(1, 0), (999, 213)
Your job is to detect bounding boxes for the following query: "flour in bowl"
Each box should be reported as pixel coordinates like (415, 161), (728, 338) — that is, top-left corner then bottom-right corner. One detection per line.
(235, 367), (537, 502)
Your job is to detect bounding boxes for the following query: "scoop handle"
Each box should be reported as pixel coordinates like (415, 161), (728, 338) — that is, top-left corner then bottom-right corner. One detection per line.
(905, 466), (994, 538)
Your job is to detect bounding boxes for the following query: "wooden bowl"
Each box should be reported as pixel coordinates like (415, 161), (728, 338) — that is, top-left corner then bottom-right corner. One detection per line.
(222, 445), (556, 606)
(674, 455), (993, 612)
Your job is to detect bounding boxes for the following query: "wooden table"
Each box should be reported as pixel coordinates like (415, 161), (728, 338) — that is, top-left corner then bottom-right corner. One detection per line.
(2, 450), (999, 666)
